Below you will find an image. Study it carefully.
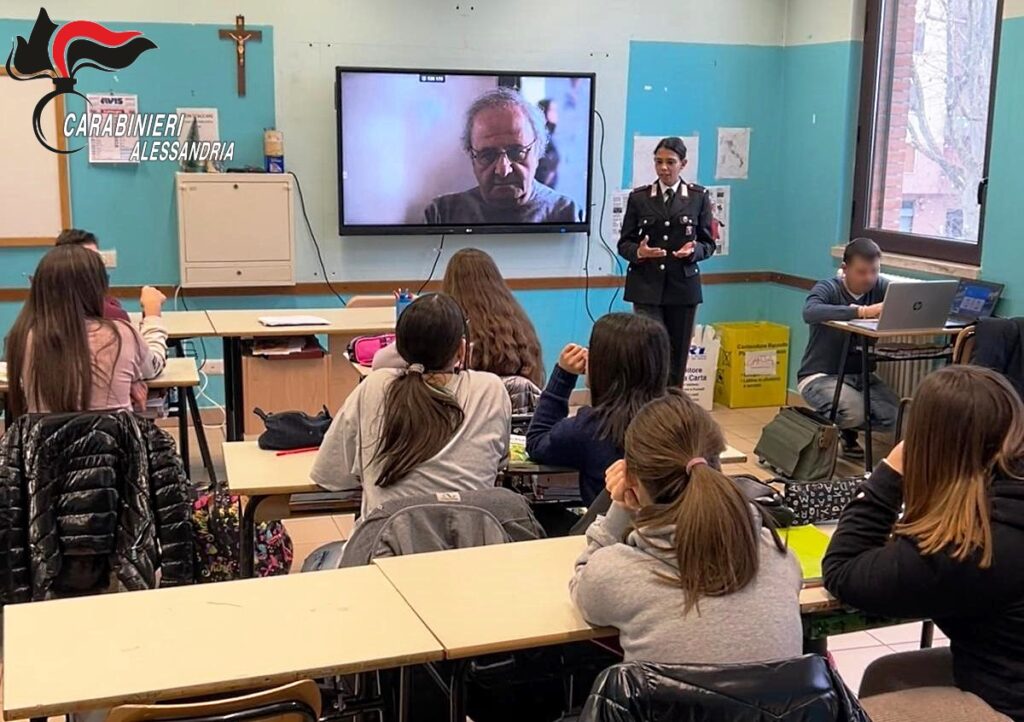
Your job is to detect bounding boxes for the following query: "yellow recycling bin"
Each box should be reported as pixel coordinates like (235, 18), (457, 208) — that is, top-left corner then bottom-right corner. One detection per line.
(714, 322), (790, 408)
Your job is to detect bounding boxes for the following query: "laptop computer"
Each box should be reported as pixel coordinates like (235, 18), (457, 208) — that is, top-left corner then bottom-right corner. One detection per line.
(945, 278), (1004, 328)
(848, 281), (959, 331)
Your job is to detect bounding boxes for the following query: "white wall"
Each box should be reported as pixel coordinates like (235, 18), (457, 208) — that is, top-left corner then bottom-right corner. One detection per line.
(5, 0), (787, 282)
(784, 0), (865, 45)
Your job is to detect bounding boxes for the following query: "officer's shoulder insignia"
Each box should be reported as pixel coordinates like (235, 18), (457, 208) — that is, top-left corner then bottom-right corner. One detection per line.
(687, 181), (707, 193)
(632, 184), (651, 194)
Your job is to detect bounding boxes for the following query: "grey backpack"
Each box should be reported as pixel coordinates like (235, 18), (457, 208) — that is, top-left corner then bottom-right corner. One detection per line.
(754, 406), (839, 481)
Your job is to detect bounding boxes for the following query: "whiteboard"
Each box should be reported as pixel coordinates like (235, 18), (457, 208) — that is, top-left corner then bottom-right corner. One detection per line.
(0, 69), (70, 245)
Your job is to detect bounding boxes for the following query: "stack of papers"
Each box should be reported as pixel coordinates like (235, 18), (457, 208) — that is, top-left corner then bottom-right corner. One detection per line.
(253, 337), (308, 356)
(257, 315), (330, 327)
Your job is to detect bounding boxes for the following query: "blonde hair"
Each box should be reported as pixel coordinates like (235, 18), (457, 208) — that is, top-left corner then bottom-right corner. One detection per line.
(897, 365), (1024, 568)
(626, 390), (777, 612)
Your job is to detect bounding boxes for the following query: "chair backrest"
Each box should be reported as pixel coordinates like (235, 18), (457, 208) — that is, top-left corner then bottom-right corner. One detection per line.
(347, 294), (394, 309)
(340, 487), (545, 567)
(105, 680), (321, 722)
(953, 326), (977, 365)
(580, 655), (869, 722)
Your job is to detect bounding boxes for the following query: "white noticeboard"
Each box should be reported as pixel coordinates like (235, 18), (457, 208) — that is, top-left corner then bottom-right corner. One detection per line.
(631, 135), (699, 188)
(706, 185), (731, 256)
(716, 127), (750, 180)
(86, 93), (138, 164)
(176, 107), (220, 143)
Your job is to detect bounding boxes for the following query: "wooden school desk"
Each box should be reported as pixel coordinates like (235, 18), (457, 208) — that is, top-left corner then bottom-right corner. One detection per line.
(130, 311), (220, 482)
(373, 535), (842, 722)
(1, 566), (443, 721)
(823, 320), (963, 471)
(207, 307), (395, 441)
(222, 440), (359, 578)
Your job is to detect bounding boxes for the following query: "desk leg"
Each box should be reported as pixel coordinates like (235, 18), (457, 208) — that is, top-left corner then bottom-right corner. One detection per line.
(398, 666), (410, 722)
(862, 341), (873, 472)
(829, 333), (853, 424)
(239, 494), (267, 578)
(449, 659), (469, 722)
(223, 336), (244, 441)
(804, 634), (828, 656)
(185, 386), (218, 486)
(177, 385), (191, 479)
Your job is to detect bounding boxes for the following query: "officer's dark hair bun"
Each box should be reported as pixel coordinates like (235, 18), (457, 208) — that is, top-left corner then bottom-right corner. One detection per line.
(654, 137), (687, 161)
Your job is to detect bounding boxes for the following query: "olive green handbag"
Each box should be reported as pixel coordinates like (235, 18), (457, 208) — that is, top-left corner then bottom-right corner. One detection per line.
(754, 406), (839, 481)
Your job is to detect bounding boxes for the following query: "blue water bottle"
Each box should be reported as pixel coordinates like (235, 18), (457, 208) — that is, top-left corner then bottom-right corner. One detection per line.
(396, 289), (414, 318)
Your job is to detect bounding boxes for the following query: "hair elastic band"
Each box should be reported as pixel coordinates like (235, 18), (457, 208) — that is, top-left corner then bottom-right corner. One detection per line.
(408, 363), (425, 375)
(686, 457), (708, 473)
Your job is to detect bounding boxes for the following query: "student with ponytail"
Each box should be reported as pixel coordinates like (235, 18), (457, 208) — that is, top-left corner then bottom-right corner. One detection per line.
(570, 390), (802, 664)
(312, 293), (511, 518)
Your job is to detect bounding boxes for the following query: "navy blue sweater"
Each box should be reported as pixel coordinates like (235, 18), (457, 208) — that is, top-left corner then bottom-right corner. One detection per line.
(525, 366), (620, 505)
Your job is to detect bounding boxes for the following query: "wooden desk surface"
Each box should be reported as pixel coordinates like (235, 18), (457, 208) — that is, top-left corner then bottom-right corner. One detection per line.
(148, 357), (201, 389)
(2, 566), (444, 720)
(374, 536), (613, 659)
(223, 440), (319, 496)
(374, 534), (840, 660)
(824, 320), (965, 340)
(207, 307), (395, 338)
(128, 311), (217, 338)
(0, 357), (198, 393)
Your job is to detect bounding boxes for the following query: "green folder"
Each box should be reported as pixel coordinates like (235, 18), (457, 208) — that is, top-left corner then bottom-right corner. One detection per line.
(780, 526), (831, 584)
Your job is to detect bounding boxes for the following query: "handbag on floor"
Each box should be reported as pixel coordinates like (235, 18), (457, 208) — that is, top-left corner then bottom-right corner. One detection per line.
(192, 483), (294, 581)
(754, 406), (839, 481)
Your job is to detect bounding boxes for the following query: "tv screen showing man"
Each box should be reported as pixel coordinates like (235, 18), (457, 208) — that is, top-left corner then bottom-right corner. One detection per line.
(337, 69), (593, 232)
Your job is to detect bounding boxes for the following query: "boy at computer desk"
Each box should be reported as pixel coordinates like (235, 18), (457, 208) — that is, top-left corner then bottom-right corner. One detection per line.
(795, 238), (899, 460)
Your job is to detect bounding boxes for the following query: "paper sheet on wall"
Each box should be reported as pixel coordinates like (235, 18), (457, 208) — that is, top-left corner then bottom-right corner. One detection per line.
(631, 135), (699, 188)
(86, 93), (138, 163)
(716, 127), (750, 179)
(610, 189), (631, 239)
(707, 185), (731, 256)
(176, 107), (220, 143)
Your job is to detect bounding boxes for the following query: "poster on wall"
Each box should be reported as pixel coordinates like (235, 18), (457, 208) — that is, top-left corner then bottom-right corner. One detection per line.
(631, 134), (699, 189)
(86, 93), (139, 163)
(707, 185), (731, 256)
(176, 107), (220, 143)
(610, 189), (631, 239)
(715, 127), (750, 179)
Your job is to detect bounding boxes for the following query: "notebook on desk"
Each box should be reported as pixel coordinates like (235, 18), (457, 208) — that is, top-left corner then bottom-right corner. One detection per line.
(780, 525), (831, 585)
(257, 315), (330, 327)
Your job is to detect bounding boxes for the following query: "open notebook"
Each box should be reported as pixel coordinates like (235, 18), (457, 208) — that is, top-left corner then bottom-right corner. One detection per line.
(780, 525), (831, 586)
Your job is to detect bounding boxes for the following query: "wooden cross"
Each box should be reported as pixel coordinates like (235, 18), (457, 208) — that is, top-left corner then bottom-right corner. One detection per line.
(218, 15), (262, 97)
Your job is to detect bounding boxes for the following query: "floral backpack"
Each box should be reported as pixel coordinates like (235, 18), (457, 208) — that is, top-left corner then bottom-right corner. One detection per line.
(192, 482), (293, 581)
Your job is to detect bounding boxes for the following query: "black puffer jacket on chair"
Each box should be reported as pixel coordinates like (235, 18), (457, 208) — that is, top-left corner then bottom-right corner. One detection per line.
(579, 655), (870, 722)
(0, 411), (194, 605)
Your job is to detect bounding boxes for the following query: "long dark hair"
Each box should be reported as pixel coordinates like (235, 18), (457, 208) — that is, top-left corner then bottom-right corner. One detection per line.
(588, 313), (670, 448)
(372, 293), (468, 487)
(628, 390), (776, 613)
(442, 248), (544, 386)
(5, 244), (119, 416)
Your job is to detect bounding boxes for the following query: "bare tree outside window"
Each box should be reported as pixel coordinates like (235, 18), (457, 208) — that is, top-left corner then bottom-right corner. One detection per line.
(853, 0), (1002, 264)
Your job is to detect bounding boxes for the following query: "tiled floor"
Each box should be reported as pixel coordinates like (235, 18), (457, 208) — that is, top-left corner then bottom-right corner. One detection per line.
(0, 404), (921, 718)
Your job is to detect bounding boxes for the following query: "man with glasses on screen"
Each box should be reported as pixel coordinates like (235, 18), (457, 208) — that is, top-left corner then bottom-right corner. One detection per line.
(425, 87), (580, 225)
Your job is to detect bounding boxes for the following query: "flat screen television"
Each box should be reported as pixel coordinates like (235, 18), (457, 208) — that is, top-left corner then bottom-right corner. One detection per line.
(335, 67), (595, 236)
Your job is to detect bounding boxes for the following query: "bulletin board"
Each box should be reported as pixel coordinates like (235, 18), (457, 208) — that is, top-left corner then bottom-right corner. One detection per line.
(0, 68), (71, 246)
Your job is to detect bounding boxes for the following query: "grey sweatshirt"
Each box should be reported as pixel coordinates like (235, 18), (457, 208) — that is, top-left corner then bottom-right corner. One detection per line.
(570, 504), (804, 664)
(797, 276), (889, 380)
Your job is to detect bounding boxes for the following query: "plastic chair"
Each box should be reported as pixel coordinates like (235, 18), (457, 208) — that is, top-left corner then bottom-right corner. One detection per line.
(105, 680), (321, 722)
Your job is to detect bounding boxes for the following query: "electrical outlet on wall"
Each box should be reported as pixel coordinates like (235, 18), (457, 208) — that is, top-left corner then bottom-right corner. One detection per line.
(204, 359), (225, 375)
(99, 249), (117, 268)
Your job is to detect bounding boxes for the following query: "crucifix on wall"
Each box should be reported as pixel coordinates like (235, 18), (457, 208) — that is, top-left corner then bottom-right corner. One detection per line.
(218, 15), (262, 97)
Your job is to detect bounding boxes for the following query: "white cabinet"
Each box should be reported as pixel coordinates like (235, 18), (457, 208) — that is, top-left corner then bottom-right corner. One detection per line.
(176, 173), (295, 287)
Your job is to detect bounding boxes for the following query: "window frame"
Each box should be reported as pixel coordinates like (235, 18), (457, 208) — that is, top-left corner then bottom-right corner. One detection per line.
(850, 0), (1005, 266)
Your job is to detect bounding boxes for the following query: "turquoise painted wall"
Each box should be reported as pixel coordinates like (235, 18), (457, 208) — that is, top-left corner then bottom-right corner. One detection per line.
(979, 15), (1024, 317)
(624, 41), (785, 272)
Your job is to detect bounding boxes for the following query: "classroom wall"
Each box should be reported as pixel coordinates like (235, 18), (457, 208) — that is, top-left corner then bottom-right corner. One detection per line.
(1, 0), (789, 406)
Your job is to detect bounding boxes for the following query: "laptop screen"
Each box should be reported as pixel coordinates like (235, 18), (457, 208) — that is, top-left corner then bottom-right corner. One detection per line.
(950, 280), (1003, 319)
